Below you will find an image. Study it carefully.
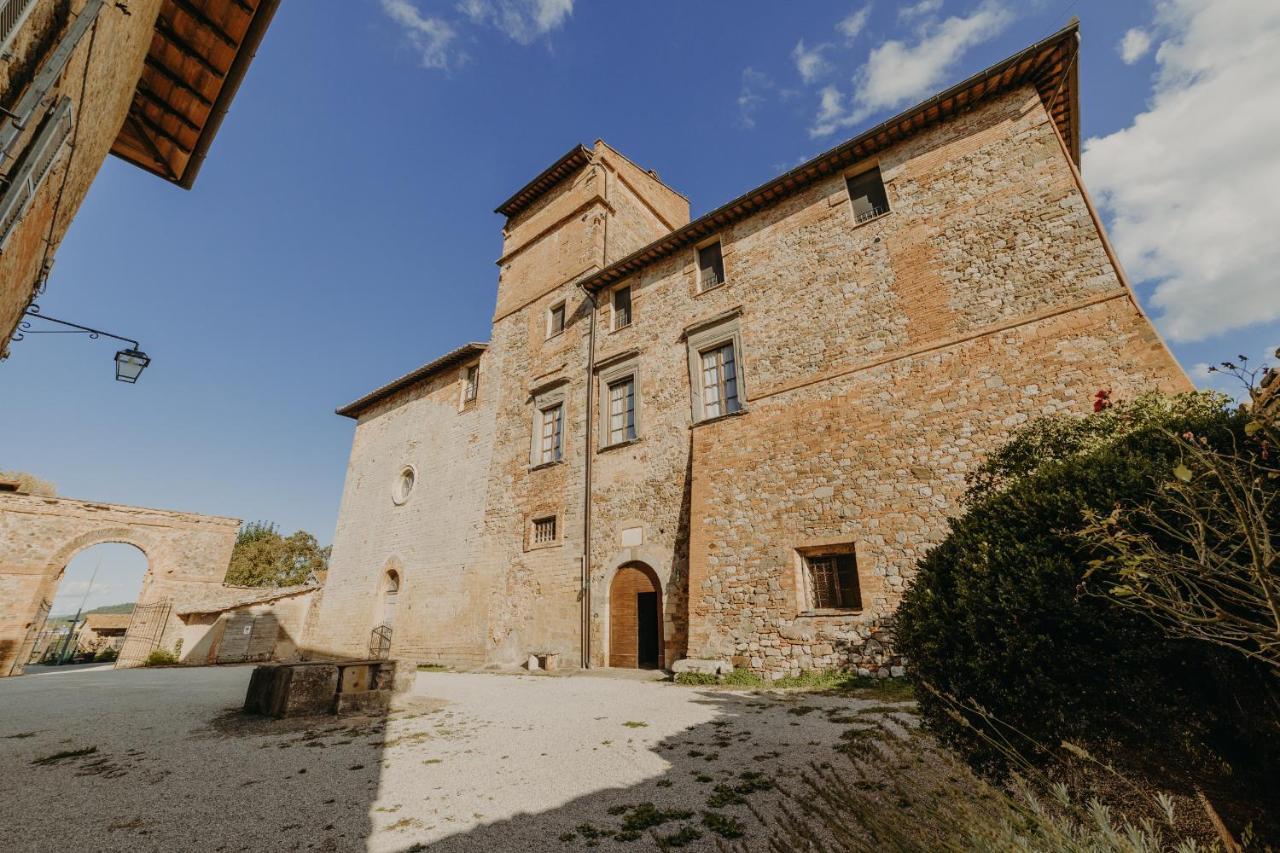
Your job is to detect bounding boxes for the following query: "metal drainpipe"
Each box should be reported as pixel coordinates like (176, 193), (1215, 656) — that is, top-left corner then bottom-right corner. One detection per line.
(580, 282), (597, 669)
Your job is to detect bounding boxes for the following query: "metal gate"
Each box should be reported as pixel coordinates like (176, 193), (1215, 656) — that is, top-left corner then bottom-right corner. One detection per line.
(369, 625), (392, 660)
(116, 599), (173, 668)
(8, 597), (50, 676)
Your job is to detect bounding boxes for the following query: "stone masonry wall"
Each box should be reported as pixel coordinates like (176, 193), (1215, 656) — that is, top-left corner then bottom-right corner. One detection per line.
(1, 0), (164, 354)
(0, 492), (239, 675)
(307, 349), (496, 665)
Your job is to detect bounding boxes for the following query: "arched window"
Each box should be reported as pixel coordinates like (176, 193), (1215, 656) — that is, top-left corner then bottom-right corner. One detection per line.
(380, 569), (400, 629)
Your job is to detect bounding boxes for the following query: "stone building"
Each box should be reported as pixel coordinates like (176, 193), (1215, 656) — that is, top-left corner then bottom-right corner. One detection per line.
(1, 0), (279, 356)
(310, 23), (1192, 678)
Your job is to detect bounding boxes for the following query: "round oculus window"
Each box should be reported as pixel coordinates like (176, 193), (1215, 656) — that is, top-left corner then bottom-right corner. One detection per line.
(392, 466), (416, 504)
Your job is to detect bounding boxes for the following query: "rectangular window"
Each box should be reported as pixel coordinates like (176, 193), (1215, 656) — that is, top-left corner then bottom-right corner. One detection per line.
(697, 242), (725, 291)
(548, 302), (566, 338)
(607, 376), (636, 445)
(805, 553), (861, 610)
(700, 342), (740, 419)
(463, 364), (479, 403)
(539, 403), (563, 464)
(612, 286), (632, 330)
(532, 515), (557, 544)
(846, 167), (889, 224)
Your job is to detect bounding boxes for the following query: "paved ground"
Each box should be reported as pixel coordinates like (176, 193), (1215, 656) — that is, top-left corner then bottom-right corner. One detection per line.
(0, 665), (916, 851)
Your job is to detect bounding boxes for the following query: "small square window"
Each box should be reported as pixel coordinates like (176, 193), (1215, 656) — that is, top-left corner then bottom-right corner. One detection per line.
(532, 515), (557, 544)
(699, 341), (740, 419)
(606, 375), (636, 445)
(697, 242), (725, 291)
(548, 302), (566, 338)
(463, 364), (479, 403)
(538, 403), (563, 464)
(803, 552), (861, 610)
(846, 167), (889, 224)
(612, 286), (632, 330)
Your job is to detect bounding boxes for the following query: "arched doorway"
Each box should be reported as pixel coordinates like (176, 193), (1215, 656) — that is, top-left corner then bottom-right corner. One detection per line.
(25, 542), (149, 671)
(609, 563), (663, 669)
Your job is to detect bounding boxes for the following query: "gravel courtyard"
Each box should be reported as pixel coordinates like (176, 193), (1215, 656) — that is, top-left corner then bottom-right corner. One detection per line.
(0, 665), (917, 851)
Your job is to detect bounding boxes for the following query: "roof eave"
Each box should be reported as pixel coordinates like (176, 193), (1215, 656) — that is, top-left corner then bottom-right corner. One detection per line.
(335, 342), (488, 419)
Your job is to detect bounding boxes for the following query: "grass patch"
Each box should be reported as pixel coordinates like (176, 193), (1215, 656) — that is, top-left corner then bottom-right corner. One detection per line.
(620, 803), (694, 832)
(674, 668), (914, 699)
(656, 826), (702, 848)
(416, 663), (449, 671)
(701, 811), (745, 839)
(622, 720), (648, 728)
(708, 771), (776, 807)
(32, 746), (97, 766)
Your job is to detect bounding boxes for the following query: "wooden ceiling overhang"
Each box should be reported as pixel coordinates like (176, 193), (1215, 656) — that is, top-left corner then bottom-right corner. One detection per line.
(110, 0), (280, 189)
(579, 20), (1082, 295)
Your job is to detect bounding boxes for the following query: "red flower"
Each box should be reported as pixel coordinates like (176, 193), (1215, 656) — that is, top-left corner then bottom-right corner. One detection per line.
(1093, 389), (1112, 413)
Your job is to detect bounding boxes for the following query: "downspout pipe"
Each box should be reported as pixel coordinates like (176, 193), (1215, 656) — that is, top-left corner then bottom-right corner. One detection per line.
(580, 281), (597, 669)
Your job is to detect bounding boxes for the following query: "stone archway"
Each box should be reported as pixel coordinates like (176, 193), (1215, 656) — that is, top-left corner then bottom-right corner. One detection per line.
(0, 492), (239, 676)
(608, 562), (664, 669)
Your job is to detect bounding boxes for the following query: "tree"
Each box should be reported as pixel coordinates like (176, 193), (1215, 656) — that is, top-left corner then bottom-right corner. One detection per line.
(0, 470), (55, 496)
(1084, 355), (1280, 672)
(224, 521), (330, 588)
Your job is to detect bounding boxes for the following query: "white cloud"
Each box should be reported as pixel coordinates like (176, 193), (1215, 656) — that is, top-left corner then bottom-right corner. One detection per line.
(738, 68), (772, 129)
(837, 5), (872, 41)
(811, 1), (1012, 137)
(1084, 0), (1280, 342)
(381, 0), (460, 69)
(792, 40), (832, 84)
(898, 0), (942, 23)
(1119, 27), (1152, 64)
(1190, 361), (1213, 380)
(458, 0), (573, 45)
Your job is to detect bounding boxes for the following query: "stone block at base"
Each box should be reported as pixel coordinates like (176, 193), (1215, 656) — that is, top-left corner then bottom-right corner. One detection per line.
(672, 658), (732, 676)
(244, 659), (403, 718)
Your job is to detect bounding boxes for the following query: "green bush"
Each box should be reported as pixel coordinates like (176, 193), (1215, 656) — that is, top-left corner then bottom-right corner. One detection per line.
(93, 647), (118, 663)
(142, 648), (177, 667)
(897, 393), (1279, 788)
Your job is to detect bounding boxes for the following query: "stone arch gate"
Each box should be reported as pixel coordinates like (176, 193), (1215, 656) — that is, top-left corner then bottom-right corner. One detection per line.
(0, 492), (240, 676)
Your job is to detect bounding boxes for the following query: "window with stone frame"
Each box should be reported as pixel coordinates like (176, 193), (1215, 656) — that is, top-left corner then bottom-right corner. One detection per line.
(697, 241), (725, 291)
(463, 364), (479, 404)
(803, 552), (861, 611)
(686, 313), (747, 424)
(607, 375), (636, 445)
(538, 403), (563, 464)
(548, 301), (566, 338)
(532, 514), (557, 545)
(846, 166), (889, 224)
(612, 285), (632, 330)
(700, 341), (740, 419)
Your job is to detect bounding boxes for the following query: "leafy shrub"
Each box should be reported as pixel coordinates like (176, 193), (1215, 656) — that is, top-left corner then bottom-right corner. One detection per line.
(93, 647), (118, 662)
(897, 393), (1279, 796)
(142, 648), (177, 667)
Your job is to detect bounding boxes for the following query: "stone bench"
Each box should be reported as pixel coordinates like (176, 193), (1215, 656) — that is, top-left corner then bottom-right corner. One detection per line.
(243, 658), (410, 718)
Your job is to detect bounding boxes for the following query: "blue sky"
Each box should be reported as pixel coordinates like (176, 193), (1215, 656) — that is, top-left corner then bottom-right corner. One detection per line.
(5, 1), (1277, 612)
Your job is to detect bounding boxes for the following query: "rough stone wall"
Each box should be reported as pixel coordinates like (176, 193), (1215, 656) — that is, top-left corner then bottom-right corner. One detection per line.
(1, 0), (164, 354)
(306, 351), (497, 665)
(321, 88), (1188, 675)
(0, 492), (239, 675)
(472, 144), (685, 667)
(670, 87), (1190, 677)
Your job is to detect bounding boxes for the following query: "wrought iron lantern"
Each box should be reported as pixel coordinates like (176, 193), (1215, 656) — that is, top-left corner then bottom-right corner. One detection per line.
(12, 305), (150, 383)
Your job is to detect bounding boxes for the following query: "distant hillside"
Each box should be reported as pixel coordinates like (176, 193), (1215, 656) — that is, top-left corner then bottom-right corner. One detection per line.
(48, 602), (135, 623)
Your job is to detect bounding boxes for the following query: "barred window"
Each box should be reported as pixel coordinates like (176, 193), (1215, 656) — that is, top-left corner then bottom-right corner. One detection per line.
(846, 167), (889, 224)
(607, 376), (636, 445)
(539, 403), (563, 464)
(613, 286), (632, 330)
(700, 342), (740, 419)
(532, 515), (557, 544)
(463, 364), (479, 403)
(698, 241), (725, 291)
(804, 553), (861, 610)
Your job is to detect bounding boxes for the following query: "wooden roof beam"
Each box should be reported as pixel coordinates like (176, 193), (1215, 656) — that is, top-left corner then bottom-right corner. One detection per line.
(126, 115), (177, 181)
(134, 84), (201, 132)
(154, 18), (227, 78)
(133, 110), (194, 154)
(169, 0), (240, 49)
(144, 55), (214, 107)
